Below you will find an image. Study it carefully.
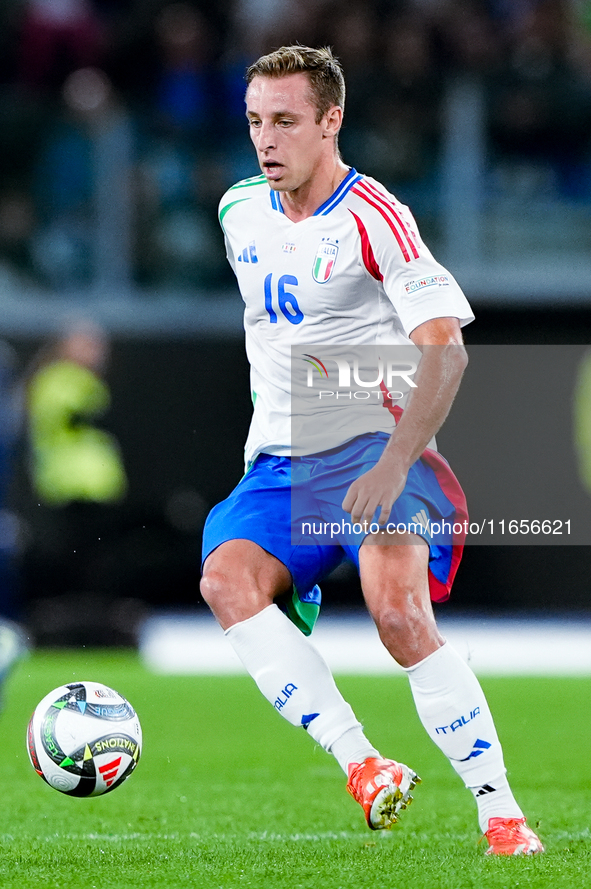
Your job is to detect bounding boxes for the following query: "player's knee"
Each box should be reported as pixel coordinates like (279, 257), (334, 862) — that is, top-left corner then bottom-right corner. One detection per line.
(371, 597), (443, 666)
(200, 568), (233, 611)
(200, 563), (275, 628)
(373, 599), (433, 648)
(374, 605), (412, 646)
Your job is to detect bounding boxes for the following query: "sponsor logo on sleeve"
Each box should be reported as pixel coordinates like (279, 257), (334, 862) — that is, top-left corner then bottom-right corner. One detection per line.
(405, 275), (449, 295)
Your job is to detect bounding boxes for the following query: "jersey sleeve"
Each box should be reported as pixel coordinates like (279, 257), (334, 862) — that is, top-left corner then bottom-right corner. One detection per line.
(223, 230), (236, 273)
(218, 175), (268, 277)
(218, 188), (239, 273)
(350, 177), (474, 336)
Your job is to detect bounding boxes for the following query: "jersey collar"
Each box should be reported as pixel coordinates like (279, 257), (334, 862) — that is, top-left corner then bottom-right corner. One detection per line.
(269, 168), (361, 216)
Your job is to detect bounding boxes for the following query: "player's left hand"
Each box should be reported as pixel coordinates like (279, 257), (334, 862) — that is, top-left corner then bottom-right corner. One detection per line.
(342, 453), (408, 526)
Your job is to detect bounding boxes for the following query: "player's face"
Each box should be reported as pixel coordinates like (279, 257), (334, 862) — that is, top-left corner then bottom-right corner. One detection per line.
(246, 73), (337, 193)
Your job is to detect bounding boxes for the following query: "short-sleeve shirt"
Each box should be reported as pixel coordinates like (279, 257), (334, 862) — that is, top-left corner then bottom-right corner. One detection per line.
(219, 168), (474, 466)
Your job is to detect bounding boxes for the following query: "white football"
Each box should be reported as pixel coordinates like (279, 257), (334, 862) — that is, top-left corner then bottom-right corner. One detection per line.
(27, 681), (142, 796)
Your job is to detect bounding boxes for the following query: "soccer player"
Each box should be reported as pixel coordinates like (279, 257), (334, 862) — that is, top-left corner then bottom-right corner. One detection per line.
(201, 45), (543, 855)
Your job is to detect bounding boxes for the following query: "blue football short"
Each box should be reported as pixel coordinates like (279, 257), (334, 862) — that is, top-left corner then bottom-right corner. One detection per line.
(202, 432), (468, 624)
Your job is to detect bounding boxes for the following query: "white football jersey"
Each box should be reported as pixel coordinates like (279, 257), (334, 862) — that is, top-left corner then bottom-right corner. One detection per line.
(219, 168), (474, 465)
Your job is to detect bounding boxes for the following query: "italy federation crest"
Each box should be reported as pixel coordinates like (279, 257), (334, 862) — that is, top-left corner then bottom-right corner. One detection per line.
(312, 238), (338, 283)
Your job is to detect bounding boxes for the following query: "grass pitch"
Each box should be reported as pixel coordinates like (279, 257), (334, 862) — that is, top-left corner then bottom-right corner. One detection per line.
(1, 648), (589, 888)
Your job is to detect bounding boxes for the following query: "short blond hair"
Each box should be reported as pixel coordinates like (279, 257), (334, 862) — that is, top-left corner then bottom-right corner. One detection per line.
(246, 45), (345, 124)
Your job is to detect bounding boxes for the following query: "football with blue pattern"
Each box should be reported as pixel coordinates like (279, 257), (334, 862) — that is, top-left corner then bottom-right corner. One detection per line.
(27, 681), (142, 796)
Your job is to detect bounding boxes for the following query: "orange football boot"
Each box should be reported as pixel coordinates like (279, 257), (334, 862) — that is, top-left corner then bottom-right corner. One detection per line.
(483, 817), (544, 855)
(347, 756), (420, 830)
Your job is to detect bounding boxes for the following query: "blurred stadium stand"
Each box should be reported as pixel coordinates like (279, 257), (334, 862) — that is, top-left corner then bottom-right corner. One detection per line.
(139, 610), (591, 675)
(0, 1), (589, 639)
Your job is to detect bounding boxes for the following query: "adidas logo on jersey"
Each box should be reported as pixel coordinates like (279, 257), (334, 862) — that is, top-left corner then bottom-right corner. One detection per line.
(237, 241), (258, 263)
(410, 509), (430, 532)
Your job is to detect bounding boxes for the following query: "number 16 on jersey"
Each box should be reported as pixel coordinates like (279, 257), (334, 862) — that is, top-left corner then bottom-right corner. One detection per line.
(264, 273), (304, 325)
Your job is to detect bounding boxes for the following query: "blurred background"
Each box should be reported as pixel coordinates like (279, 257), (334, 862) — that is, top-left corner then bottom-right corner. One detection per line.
(0, 0), (590, 647)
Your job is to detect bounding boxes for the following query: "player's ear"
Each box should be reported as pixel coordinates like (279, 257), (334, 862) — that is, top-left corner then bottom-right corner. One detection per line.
(322, 105), (343, 139)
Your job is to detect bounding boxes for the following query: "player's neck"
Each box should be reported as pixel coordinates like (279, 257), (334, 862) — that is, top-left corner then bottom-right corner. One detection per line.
(281, 159), (350, 222)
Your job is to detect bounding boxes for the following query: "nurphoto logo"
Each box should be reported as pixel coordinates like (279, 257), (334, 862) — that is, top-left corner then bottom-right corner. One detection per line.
(302, 352), (418, 400)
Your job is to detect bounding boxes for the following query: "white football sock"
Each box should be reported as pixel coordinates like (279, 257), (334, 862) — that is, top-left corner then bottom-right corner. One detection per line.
(225, 604), (372, 760)
(468, 772), (524, 833)
(403, 642), (523, 832)
(329, 726), (380, 774)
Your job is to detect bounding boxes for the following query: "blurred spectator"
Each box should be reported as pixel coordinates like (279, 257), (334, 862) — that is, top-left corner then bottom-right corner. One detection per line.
(31, 66), (134, 288)
(106, 2), (232, 288)
(0, 190), (37, 279)
(435, 0), (505, 76)
(488, 0), (591, 200)
(151, 3), (216, 140)
(22, 319), (134, 640)
(31, 73), (96, 287)
(17, 0), (106, 93)
(340, 10), (442, 210)
(109, 1), (221, 141)
(231, 0), (327, 58)
(323, 2), (380, 122)
(26, 320), (127, 506)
